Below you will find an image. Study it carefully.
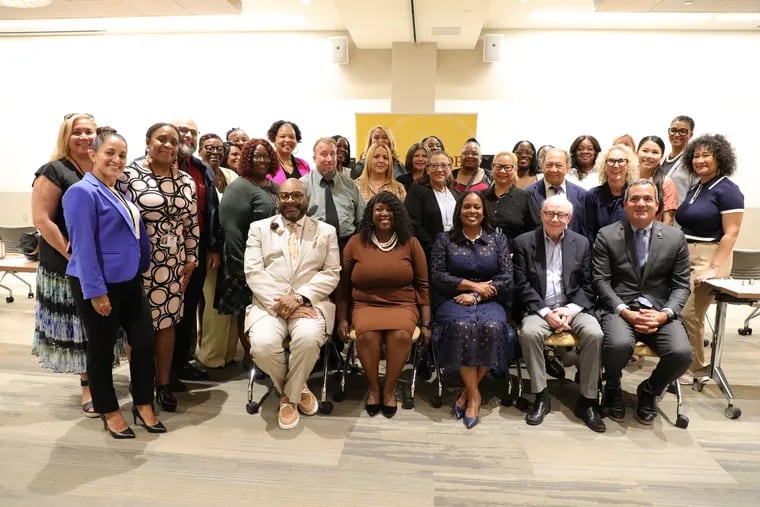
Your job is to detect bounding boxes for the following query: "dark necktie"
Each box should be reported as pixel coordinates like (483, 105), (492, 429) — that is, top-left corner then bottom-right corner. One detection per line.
(551, 185), (563, 196)
(321, 178), (341, 238)
(636, 228), (648, 269)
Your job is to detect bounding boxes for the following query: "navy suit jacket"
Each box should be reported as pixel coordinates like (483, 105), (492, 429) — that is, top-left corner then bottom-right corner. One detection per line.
(525, 179), (587, 237)
(64, 172), (150, 299)
(512, 227), (595, 317)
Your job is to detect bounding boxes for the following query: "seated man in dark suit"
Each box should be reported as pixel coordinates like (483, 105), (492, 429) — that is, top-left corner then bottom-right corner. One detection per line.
(525, 148), (587, 237)
(513, 195), (605, 432)
(592, 179), (692, 425)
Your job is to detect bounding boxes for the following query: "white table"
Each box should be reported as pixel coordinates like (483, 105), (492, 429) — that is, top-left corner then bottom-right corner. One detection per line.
(704, 279), (760, 419)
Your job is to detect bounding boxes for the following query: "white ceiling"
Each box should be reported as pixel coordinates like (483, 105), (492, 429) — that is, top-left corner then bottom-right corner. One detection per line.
(1, 0), (759, 48)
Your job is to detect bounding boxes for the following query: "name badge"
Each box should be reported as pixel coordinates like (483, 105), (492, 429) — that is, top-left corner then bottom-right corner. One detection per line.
(159, 234), (178, 249)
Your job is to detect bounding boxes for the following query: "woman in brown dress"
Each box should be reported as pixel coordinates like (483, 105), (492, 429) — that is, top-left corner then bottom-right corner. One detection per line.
(337, 192), (430, 418)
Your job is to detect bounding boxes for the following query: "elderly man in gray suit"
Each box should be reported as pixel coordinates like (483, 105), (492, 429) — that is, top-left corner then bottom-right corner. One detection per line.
(513, 195), (605, 433)
(593, 179), (692, 425)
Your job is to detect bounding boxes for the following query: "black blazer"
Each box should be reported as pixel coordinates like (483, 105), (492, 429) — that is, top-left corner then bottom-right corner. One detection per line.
(513, 227), (595, 317)
(524, 179), (587, 237)
(404, 182), (461, 257)
(592, 220), (690, 315)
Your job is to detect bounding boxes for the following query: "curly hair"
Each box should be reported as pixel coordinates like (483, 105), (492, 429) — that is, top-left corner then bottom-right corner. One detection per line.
(238, 138), (279, 179)
(449, 191), (495, 244)
(681, 133), (737, 177)
(594, 144), (639, 186)
(512, 140), (538, 176)
(267, 120), (302, 144)
(357, 191), (414, 245)
(569, 135), (601, 169)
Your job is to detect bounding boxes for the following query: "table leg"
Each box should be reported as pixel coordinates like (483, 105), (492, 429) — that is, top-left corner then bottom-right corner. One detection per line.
(710, 300), (741, 419)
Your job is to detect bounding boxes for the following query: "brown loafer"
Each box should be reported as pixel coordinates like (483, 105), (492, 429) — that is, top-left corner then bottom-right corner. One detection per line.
(297, 387), (319, 416)
(278, 398), (300, 430)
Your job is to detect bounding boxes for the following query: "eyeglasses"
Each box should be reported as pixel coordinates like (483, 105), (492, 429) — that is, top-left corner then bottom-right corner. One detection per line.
(178, 126), (198, 136)
(429, 163), (451, 169)
(542, 210), (570, 220)
(279, 191), (305, 201)
(605, 158), (629, 167)
(203, 145), (224, 153)
(461, 151), (481, 157)
(253, 155), (272, 161)
(64, 113), (94, 120)
(492, 164), (514, 172)
(668, 128), (690, 136)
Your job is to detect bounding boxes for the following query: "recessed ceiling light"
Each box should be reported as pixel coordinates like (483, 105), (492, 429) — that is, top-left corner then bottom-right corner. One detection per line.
(0, 0), (52, 7)
(684, 0), (694, 5)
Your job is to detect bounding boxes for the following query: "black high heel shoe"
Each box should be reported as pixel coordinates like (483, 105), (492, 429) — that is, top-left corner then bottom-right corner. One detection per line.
(382, 392), (398, 419)
(101, 414), (135, 439)
(132, 407), (167, 433)
(156, 384), (177, 412)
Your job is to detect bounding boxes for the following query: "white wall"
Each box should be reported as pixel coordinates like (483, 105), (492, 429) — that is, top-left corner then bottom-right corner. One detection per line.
(0, 28), (756, 225)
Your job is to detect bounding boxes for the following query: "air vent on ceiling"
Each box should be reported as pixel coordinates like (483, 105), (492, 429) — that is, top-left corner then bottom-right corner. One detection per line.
(431, 26), (461, 36)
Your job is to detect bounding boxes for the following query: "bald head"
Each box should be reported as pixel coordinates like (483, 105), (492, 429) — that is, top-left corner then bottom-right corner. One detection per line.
(172, 118), (199, 156)
(278, 178), (309, 222)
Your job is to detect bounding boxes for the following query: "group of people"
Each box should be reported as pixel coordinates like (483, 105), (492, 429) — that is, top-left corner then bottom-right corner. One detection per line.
(30, 113), (743, 436)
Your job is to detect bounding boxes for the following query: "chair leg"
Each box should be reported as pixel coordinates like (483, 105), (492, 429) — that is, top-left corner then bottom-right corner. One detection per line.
(245, 362), (273, 415)
(333, 341), (353, 403)
(515, 360), (529, 410)
(403, 341), (420, 410)
(318, 344), (334, 414)
(673, 380), (689, 428)
(501, 360), (515, 407)
(429, 339), (443, 408)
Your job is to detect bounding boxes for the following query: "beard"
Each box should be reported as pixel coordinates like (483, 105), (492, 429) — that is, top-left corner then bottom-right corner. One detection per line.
(179, 143), (196, 157)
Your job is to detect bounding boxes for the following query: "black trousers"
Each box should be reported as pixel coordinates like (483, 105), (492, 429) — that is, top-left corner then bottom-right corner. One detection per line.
(172, 243), (207, 372)
(70, 275), (155, 414)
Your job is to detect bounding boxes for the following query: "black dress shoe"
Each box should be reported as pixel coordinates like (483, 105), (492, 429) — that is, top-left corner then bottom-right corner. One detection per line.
(635, 382), (658, 425)
(179, 362), (210, 381)
(602, 386), (625, 422)
(526, 390), (551, 425)
(575, 398), (606, 433)
(156, 384), (177, 412)
(168, 374), (186, 393)
(545, 356), (566, 380)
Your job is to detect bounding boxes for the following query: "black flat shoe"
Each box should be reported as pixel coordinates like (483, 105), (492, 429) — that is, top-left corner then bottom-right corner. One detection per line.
(132, 407), (167, 434)
(101, 414), (135, 440)
(381, 404), (397, 419)
(156, 384), (177, 412)
(365, 403), (381, 417)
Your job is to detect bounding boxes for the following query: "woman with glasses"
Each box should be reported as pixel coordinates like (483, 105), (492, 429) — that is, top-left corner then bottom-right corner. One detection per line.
(355, 142), (407, 203)
(513, 140), (540, 189)
(216, 139), (280, 371)
(663, 115), (698, 204)
(636, 135), (678, 225)
(405, 151), (461, 259)
(584, 144), (639, 244)
(453, 139), (491, 192)
(31, 112), (112, 418)
(568, 135), (602, 190)
(430, 191), (516, 429)
(675, 134), (743, 383)
(117, 122), (200, 412)
(483, 151), (540, 252)
(195, 134), (240, 369)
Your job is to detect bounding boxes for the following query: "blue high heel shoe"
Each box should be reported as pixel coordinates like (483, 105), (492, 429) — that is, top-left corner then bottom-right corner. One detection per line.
(453, 401), (466, 420)
(463, 413), (480, 429)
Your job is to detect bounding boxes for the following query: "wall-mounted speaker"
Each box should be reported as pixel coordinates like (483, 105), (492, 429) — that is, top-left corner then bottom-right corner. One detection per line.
(329, 36), (349, 64)
(483, 34), (504, 63)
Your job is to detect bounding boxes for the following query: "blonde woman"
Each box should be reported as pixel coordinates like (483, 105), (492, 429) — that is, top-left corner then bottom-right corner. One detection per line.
(350, 125), (405, 179)
(355, 142), (406, 203)
(584, 144), (639, 244)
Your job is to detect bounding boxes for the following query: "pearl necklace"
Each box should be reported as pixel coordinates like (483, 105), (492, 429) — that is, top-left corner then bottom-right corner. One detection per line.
(665, 151), (683, 165)
(463, 228), (483, 242)
(371, 232), (398, 252)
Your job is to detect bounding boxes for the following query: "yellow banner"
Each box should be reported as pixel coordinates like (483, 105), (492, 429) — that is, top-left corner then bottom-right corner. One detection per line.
(355, 113), (477, 162)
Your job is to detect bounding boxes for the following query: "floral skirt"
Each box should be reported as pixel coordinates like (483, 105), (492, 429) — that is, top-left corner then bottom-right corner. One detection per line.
(432, 299), (516, 370)
(31, 264), (125, 373)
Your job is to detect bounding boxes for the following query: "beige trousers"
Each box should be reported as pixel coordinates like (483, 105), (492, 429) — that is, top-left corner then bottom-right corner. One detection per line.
(196, 269), (238, 368)
(250, 314), (327, 403)
(681, 242), (732, 373)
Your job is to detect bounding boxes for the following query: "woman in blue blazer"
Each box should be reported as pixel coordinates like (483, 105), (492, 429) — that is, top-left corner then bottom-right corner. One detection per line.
(64, 132), (165, 439)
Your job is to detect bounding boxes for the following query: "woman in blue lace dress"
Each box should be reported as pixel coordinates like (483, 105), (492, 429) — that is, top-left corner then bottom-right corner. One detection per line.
(430, 191), (516, 429)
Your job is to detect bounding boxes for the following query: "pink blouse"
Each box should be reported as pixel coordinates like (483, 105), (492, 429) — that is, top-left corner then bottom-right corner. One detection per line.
(268, 156), (311, 185)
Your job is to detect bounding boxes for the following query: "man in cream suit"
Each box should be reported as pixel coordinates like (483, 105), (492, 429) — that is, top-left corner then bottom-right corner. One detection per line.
(244, 178), (340, 430)
(593, 179), (692, 425)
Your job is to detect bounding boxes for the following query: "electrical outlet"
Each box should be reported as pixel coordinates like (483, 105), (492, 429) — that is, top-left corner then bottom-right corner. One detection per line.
(22, 214), (28, 222)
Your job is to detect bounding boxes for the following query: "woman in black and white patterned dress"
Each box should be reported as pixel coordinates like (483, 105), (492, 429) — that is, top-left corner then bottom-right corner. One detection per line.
(117, 122), (199, 412)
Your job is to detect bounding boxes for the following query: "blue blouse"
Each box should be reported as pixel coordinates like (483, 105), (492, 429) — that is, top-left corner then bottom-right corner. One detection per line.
(584, 183), (626, 245)
(675, 175), (744, 241)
